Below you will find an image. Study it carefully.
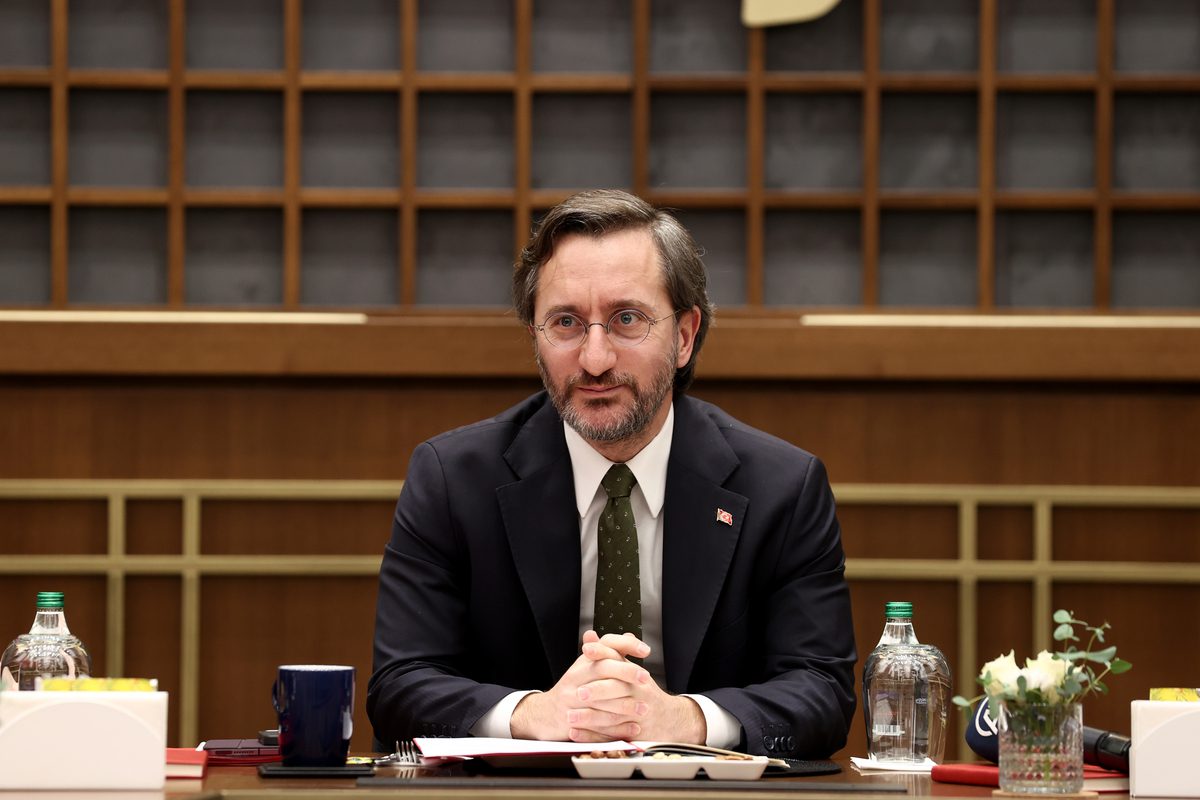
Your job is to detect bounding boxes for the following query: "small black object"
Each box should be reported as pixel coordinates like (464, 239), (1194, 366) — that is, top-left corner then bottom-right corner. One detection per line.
(258, 728), (279, 746)
(258, 763), (375, 778)
(1083, 727), (1131, 773)
(202, 738), (278, 757)
(766, 758), (842, 776)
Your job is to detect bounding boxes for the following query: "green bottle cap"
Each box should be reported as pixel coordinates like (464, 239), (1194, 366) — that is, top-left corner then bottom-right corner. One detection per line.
(885, 601), (912, 618)
(36, 591), (65, 608)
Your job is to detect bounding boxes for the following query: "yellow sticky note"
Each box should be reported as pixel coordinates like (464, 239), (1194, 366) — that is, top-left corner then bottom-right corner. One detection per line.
(36, 676), (157, 692)
(1149, 688), (1200, 702)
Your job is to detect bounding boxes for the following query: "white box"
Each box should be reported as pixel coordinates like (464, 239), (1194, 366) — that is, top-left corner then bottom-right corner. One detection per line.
(0, 690), (166, 790)
(1131, 700), (1200, 798)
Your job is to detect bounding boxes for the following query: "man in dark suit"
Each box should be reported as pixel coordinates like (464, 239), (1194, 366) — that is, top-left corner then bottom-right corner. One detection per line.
(368, 190), (856, 757)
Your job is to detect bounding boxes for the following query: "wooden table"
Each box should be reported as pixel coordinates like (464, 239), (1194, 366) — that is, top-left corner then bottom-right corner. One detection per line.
(188, 760), (1029, 799)
(6, 761), (1123, 799)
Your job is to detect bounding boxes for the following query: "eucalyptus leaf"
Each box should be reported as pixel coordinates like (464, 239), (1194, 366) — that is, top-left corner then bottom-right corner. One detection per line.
(1053, 609), (1073, 624)
(1054, 623), (1075, 641)
(987, 695), (1002, 722)
(1109, 658), (1133, 674)
(1086, 645), (1117, 663)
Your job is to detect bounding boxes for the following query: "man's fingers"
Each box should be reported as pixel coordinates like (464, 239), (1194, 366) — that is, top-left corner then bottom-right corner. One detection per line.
(581, 640), (624, 662)
(566, 715), (642, 743)
(568, 726), (640, 743)
(597, 632), (652, 659)
(577, 677), (634, 704)
(579, 631), (651, 669)
(581, 634), (650, 663)
(577, 659), (650, 694)
(575, 693), (648, 718)
(565, 653), (633, 695)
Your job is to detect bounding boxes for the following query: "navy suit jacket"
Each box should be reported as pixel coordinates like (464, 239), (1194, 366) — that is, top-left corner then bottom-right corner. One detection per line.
(367, 391), (857, 757)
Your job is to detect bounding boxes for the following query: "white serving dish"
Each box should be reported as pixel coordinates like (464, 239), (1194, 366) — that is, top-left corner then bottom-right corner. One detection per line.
(572, 754), (769, 781)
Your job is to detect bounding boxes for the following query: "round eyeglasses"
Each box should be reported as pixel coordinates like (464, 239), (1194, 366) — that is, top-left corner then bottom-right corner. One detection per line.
(534, 308), (680, 349)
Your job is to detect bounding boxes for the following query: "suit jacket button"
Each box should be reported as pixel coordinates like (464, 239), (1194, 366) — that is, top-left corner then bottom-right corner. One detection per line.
(762, 735), (775, 752)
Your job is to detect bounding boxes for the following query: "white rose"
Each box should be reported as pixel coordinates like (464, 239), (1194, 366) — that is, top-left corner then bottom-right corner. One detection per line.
(1021, 650), (1069, 701)
(979, 650), (1021, 697)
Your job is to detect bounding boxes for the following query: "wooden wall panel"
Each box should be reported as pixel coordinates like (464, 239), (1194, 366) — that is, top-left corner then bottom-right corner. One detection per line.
(125, 576), (183, 746)
(126, 499), (183, 555)
(977, 583), (1035, 665)
(692, 380), (1200, 486)
(1054, 507), (1200, 562)
(0, 377), (539, 480)
(838, 505), (959, 560)
(201, 500), (397, 556)
(197, 576), (377, 753)
(0, 499), (106, 554)
(1, 377), (1198, 486)
(977, 506), (1033, 560)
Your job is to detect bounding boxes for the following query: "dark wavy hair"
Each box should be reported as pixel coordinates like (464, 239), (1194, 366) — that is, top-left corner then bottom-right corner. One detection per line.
(513, 190), (714, 394)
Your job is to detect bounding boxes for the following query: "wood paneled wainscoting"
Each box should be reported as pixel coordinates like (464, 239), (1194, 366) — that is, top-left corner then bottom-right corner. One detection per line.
(1, 314), (1198, 760)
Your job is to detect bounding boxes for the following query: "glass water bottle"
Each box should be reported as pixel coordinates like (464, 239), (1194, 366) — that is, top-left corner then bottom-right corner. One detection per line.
(862, 601), (951, 763)
(1, 591), (92, 691)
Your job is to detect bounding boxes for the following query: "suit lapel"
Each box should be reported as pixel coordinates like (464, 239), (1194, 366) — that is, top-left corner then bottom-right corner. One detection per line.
(661, 397), (748, 693)
(496, 400), (581, 681)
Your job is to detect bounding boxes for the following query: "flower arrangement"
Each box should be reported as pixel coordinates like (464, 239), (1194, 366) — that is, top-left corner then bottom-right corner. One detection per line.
(952, 610), (1131, 794)
(953, 609), (1132, 720)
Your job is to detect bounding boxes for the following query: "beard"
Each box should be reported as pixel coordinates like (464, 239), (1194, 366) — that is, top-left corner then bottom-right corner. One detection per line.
(537, 345), (677, 444)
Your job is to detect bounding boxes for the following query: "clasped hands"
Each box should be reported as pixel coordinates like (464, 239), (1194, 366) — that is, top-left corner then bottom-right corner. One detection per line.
(510, 630), (705, 744)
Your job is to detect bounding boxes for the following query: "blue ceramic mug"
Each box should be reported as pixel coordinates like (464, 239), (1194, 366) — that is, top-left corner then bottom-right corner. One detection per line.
(272, 664), (355, 767)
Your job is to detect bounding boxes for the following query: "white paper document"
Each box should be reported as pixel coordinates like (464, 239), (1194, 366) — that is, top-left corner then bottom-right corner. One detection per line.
(850, 755), (937, 773)
(414, 737), (636, 759)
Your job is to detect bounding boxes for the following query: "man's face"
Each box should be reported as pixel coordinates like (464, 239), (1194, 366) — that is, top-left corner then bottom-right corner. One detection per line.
(531, 228), (698, 453)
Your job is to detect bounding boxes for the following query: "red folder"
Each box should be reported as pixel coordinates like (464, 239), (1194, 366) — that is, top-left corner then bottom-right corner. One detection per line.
(931, 763), (1128, 793)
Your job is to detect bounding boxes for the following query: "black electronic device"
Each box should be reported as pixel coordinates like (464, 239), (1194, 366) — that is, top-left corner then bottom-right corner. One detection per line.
(1083, 727), (1132, 773)
(963, 700), (1002, 762)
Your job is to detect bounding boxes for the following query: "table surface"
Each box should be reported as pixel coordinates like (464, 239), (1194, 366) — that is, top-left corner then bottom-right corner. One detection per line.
(4, 759), (1122, 800)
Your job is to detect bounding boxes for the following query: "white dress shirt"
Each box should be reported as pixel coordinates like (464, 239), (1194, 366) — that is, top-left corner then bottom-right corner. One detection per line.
(472, 405), (741, 747)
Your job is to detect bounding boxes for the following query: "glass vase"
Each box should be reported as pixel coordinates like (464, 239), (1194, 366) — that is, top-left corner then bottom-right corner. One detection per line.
(998, 701), (1084, 794)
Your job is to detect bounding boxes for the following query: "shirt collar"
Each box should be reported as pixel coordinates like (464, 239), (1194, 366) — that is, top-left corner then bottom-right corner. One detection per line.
(563, 403), (674, 519)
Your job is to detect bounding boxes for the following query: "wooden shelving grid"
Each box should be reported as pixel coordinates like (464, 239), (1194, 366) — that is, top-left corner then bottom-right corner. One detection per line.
(0, 0), (1197, 314)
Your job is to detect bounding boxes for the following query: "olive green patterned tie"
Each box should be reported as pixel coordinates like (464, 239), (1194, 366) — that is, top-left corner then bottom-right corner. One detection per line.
(593, 464), (642, 640)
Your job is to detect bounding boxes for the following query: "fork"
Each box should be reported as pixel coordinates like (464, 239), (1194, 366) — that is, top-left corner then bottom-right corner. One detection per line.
(396, 739), (422, 766)
(375, 739), (423, 767)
